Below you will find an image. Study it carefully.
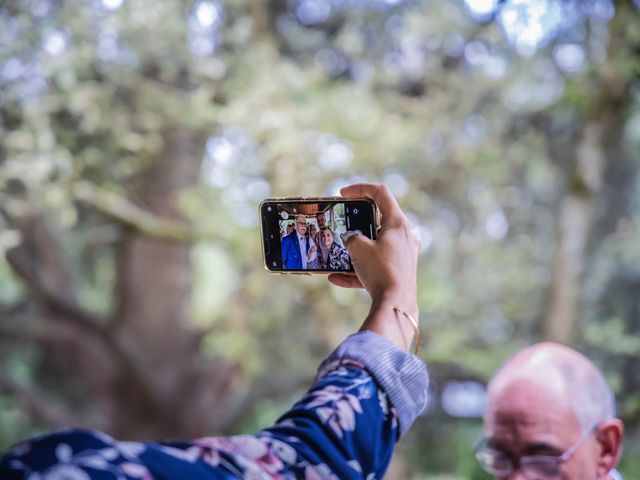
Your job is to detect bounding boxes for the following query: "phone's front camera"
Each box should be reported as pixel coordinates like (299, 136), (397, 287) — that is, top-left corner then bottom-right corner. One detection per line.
(272, 261), (277, 267)
(353, 208), (359, 214)
(267, 206), (272, 212)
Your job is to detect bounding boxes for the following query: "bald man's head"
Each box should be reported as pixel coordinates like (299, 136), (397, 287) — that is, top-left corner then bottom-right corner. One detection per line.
(480, 342), (623, 479)
(488, 342), (615, 434)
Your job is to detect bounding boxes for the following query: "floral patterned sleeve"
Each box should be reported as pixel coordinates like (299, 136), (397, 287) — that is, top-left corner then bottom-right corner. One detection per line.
(0, 332), (428, 480)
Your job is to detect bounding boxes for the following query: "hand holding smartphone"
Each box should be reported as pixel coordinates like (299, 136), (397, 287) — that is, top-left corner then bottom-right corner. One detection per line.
(260, 197), (380, 274)
(262, 184), (421, 354)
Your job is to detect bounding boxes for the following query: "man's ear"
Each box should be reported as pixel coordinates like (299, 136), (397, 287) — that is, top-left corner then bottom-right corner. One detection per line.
(595, 419), (624, 477)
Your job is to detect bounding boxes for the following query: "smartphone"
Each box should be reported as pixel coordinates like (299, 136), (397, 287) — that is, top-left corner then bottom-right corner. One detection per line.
(260, 197), (379, 274)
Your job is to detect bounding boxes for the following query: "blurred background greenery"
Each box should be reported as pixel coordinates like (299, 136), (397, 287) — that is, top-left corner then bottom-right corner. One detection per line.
(1, 0), (639, 478)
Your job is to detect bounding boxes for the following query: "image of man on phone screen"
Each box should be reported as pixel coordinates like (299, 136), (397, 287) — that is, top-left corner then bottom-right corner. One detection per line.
(281, 214), (317, 269)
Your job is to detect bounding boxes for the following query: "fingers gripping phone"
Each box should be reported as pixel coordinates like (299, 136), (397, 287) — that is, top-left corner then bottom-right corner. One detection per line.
(260, 197), (380, 274)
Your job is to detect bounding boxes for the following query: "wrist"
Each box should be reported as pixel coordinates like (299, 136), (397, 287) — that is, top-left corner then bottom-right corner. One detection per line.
(361, 292), (420, 353)
(370, 289), (419, 319)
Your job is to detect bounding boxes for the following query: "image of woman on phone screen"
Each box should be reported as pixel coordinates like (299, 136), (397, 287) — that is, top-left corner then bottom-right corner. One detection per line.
(320, 226), (351, 271)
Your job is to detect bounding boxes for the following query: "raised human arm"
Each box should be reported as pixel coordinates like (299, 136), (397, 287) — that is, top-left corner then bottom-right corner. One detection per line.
(329, 183), (421, 353)
(0, 184), (427, 480)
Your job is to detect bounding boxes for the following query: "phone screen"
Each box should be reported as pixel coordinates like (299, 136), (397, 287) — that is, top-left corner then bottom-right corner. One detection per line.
(260, 199), (377, 273)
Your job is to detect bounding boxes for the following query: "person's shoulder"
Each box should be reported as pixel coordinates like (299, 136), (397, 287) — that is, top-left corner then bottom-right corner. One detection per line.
(282, 232), (295, 245)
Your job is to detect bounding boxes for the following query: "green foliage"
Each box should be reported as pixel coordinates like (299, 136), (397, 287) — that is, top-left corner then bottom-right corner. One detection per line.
(1, 0), (640, 476)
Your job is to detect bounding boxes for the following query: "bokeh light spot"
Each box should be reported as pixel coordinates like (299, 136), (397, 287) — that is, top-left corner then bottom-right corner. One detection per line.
(195, 1), (222, 28)
(296, 0), (331, 26)
(102, 0), (123, 10)
(43, 31), (68, 56)
(553, 43), (586, 74)
(485, 210), (509, 240)
(498, 0), (565, 56)
(442, 381), (486, 418)
(464, 0), (498, 19)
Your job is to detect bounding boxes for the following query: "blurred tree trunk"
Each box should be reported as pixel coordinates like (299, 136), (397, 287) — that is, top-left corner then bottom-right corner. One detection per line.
(543, 4), (636, 343)
(110, 129), (201, 436)
(544, 123), (605, 342)
(107, 129), (241, 438)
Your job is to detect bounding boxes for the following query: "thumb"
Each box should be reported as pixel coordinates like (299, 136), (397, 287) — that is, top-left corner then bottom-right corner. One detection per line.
(341, 231), (373, 261)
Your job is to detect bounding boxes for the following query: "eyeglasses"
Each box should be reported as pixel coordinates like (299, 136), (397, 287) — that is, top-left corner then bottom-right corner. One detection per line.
(473, 424), (598, 479)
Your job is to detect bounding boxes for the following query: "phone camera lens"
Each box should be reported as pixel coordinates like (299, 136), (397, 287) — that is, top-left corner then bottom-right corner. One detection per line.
(353, 208), (359, 214)
(267, 206), (272, 212)
(270, 234), (274, 239)
(272, 261), (277, 267)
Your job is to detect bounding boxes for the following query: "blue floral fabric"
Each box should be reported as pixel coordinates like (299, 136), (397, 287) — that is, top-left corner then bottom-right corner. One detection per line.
(0, 332), (429, 480)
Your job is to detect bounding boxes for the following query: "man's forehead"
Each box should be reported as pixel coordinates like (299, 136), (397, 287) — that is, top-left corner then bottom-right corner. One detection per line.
(485, 376), (581, 437)
(488, 391), (567, 426)
(491, 365), (566, 393)
(488, 373), (570, 410)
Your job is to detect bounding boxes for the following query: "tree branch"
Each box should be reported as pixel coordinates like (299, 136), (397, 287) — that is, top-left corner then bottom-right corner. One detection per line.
(0, 370), (78, 428)
(72, 182), (219, 242)
(0, 320), (62, 344)
(5, 247), (165, 422)
(5, 246), (106, 331)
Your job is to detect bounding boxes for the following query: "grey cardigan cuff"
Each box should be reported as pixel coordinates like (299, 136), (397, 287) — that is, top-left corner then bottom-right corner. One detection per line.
(316, 330), (429, 437)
